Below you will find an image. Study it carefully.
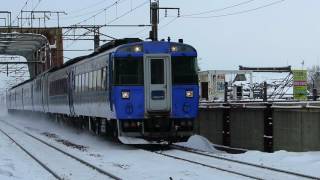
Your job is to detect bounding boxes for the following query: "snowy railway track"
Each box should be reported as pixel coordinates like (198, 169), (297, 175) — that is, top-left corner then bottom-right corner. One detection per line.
(0, 127), (61, 179)
(154, 151), (260, 179)
(156, 145), (319, 180)
(0, 120), (121, 180)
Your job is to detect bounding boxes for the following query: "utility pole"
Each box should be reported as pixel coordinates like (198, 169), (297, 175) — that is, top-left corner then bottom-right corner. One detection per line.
(149, 0), (180, 41)
(150, 1), (159, 41)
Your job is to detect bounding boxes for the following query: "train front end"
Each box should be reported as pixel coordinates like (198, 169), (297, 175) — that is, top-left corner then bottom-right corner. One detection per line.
(113, 41), (199, 143)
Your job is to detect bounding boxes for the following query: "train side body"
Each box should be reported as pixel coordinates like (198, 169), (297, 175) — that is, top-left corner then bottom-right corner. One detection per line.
(6, 40), (199, 143)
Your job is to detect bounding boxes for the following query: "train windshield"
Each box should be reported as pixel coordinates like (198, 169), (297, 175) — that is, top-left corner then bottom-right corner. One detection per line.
(114, 57), (144, 85)
(172, 57), (198, 84)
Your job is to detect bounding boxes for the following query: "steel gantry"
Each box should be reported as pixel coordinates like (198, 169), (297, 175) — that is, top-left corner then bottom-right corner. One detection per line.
(0, 32), (50, 78)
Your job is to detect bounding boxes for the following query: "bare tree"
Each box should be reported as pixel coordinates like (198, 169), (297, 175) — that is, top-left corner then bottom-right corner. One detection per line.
(308, 65), (320, 91)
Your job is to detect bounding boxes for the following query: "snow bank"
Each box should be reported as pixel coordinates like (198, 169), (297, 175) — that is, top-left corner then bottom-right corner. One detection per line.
(226, 150), (320, 177)
(176, 135), (220, 153)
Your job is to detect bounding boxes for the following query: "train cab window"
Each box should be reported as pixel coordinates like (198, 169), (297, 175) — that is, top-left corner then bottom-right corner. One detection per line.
(151, 59), (164, 84)
(114, 57), (143, 85)
(172, 57), (198, 84)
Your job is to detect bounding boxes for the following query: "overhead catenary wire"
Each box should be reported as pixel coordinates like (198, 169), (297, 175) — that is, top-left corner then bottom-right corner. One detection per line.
(127, 0), (255, 38)
(65, 0), (148, 48)
(182, 0), (286, 19)
(21, 0), (45, 27)
(106, 0), (149, 25)
(126, 16), (166, 39)
(159, 17), (178, 30)
(139, 0), (284, 39)
(12, 0), (32, 25)
(73, 0), (133, 25)
(68, 0), (110, 14)
(137, 17), (177, 40)
(62, 0), (125, 36)
(181, 0), (256, 17)
(58, 0), (126, 22)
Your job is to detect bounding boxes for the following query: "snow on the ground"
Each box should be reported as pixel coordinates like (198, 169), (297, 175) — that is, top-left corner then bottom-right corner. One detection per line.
(178, 135), (320, 178)
(223, 150), (320, 178)
(0, 108), (244, 180)
(1, 105), (319, 179)
(0, 124), (54, 180)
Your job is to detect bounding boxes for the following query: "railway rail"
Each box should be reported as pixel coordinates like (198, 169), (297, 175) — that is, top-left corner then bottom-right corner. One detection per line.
(2, 117), (319, 180)
(158, 145), (319, 180)
(0, 127), (61, 179)
(212, 144), (247, 154)
(0, 119), (122, 180)
(153, 151), (260, 179)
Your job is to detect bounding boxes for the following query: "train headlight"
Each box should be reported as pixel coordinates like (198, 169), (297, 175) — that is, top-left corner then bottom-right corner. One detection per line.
(118, 45), (143, 53)
(171, 46), (178, 52)
(185, 90), (194, 98)
(133, 46), (142, 52)
(121, 91), (130, 99)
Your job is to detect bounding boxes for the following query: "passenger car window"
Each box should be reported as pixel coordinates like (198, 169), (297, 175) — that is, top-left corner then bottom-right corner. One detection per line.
(97, 70), (101, 91)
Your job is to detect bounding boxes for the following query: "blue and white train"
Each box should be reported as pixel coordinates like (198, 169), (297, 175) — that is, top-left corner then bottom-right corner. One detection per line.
(6, 38), (199, 144)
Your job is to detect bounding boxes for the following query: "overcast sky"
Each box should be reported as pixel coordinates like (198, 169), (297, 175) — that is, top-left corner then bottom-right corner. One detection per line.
(1, 0), (320, 78)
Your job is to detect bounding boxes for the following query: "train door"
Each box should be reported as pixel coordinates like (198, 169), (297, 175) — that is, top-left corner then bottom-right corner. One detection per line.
(144, 54), (172, 113)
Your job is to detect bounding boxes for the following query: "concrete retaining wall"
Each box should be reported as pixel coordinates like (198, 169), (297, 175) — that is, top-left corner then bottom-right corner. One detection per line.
(196, 103), (320, 152)
(273, 108), (320, 151)
(230, 108), (264, 151)
(196, 108), (223, 145)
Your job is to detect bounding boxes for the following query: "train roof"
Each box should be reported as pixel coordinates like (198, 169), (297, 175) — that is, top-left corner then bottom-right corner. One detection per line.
(9, 68), (53, 90)
(60, 38), (143, 69)
(9, 38), (197, 90)
(9, 38), (143, 90)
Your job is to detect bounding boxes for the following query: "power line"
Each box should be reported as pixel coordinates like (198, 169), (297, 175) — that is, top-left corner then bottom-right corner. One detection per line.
(70, 0), (127, 25)
(12, 0), (32, 25)
(183, 0), (286, 19)
(57, 0), (126, 22)
(68, 0), (109, 14)
(181, 0), (256, 17)
(137, 17), (177, 40)
(21, 0), (45, 26)
(66, 0), (148, 45)
(159, 17), (177, 30)
(106, 0), (149, 24)
(139, 17), (177, 39)
(31, 0), (44, 11)
(125, 16), (166, 38)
